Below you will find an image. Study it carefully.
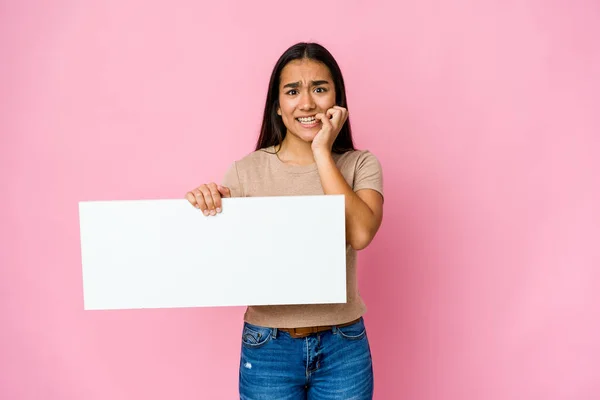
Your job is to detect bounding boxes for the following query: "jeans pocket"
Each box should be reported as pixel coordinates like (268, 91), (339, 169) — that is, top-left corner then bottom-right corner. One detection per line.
(241, 322), (273, 348)
(336, 318), (367, 340)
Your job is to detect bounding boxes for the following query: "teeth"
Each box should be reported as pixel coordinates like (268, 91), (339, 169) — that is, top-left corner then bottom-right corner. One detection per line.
(297, 117), (316, 123)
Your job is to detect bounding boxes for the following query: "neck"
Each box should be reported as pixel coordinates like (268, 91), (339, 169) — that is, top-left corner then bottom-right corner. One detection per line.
(276, 133), (315, 166)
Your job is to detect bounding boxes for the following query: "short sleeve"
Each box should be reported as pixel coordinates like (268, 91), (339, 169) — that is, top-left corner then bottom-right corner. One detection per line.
(353, 151), (383, 198)
(221, 162), (243, 198)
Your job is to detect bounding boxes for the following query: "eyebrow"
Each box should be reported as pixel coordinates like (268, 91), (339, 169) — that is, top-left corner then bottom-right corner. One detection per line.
(282, 80), (330, 89)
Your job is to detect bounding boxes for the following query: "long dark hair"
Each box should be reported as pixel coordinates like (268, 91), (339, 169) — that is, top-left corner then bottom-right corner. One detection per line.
(255, 42), (355, 153)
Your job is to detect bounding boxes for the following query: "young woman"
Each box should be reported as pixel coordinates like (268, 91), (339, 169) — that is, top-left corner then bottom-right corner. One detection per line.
(186, 42), (384, 400)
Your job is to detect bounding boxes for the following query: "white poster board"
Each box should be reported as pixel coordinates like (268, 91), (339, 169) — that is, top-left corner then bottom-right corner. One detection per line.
(79, 195), (346, 310)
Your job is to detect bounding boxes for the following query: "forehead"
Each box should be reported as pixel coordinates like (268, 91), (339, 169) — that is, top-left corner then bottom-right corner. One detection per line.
(279, 59), (333, 85)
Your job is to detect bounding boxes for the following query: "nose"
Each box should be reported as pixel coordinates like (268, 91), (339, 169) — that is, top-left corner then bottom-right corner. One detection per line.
(299, 90), (315, 111)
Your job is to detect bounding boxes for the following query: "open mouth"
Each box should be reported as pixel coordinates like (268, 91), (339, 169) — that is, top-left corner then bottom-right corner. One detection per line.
(296, 116), (318, 126)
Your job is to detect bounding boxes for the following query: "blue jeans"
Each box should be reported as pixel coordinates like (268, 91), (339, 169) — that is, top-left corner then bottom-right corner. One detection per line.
(239, 317), (374, 400)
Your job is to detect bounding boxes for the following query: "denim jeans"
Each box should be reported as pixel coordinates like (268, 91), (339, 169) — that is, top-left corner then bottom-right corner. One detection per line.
(239, 317), (374, 400)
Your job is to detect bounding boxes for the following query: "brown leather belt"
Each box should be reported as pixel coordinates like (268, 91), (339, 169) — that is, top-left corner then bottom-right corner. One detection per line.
(278, 318), (361, 339)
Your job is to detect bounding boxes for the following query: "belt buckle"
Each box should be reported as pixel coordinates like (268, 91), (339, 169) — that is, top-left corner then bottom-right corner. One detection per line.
(289, 326), (330, 339)
(289, 327), (313, 338)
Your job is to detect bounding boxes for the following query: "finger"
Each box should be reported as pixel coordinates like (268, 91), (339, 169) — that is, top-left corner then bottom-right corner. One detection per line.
(328, 107), (342, 120)
(333, 106), (348, 122)
(217, 185), (231, 198)
(186, 191), (199, 208)
(207, 183), (222, 213)
(326, 108), (342, 130)
(315, 112), (333, 129)
(199, 186), (216, 215)
(194, 189), (209, 215)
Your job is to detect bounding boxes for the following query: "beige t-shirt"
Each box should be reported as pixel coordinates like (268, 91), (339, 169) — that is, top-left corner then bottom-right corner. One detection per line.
(221, 146), (383, 328)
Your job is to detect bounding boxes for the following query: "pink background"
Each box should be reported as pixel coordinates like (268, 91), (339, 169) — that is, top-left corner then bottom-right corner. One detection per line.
(2, 1), (599, 399)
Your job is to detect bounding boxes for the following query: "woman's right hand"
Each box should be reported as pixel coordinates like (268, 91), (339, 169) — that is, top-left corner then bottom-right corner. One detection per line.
(185, 183), (231, 216)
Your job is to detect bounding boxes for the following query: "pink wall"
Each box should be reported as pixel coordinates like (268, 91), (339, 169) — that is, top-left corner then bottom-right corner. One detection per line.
(2, 1), (599, 399)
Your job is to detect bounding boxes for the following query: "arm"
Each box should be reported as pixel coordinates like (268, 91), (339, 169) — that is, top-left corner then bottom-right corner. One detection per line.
(314, 151), (383, 250)
(313, 106), (384, 250)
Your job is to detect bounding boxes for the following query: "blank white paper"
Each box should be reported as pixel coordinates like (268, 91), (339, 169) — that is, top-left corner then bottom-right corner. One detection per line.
(79, 195), (346, 310)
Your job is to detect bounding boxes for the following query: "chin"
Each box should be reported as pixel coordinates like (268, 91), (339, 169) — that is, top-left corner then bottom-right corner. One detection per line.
(287, 129), (318, 144)
(302, 132), (318, 142)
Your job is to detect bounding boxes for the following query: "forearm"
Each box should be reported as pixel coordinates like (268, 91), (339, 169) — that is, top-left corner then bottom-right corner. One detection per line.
(314, 151), (380, 250)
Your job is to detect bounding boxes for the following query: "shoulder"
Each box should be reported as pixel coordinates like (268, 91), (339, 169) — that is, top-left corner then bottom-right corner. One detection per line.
(334, 149), (382, 171)
(222, 148), (275, 197)
(229, 147), (274, 170)
(337, 149), (383, 194)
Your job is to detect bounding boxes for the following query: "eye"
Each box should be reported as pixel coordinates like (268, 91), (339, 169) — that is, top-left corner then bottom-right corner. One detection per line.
(286, 89), (298, 95)
(314, 87), (327, 93)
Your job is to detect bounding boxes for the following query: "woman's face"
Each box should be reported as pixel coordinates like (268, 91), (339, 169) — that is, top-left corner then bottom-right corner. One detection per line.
(277, 59), (336, 143)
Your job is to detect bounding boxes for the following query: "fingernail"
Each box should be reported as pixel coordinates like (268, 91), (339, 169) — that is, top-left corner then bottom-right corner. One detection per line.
(210, 210), (216, 216)
(195, 205), (199, 209)
(216, 207), (222, 213)
(203, 210), (209, 216)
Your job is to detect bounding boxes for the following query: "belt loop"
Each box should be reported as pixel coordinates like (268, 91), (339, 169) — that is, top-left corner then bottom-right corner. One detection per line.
(272, 328), (278, 339)
(332, 326), (338, 334)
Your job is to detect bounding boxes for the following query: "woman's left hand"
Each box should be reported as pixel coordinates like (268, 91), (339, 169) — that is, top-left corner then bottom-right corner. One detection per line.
(311, 106), (348, 154)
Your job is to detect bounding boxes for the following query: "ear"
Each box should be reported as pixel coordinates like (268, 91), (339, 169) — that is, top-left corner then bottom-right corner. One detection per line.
(277, 108), (281, 116)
